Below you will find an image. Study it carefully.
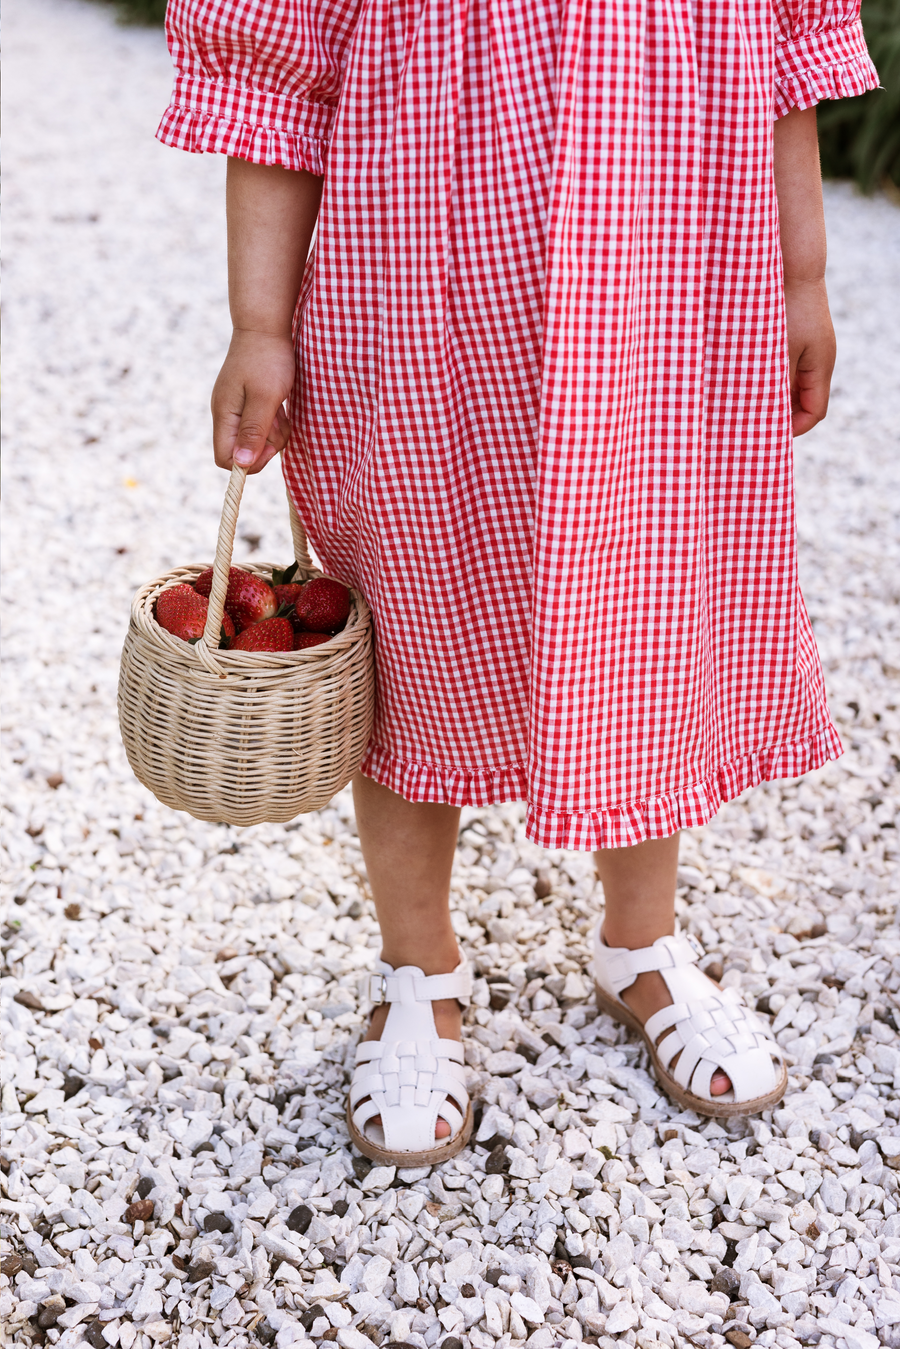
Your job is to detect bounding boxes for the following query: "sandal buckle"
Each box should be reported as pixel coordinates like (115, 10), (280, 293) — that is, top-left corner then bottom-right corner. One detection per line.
(685, 932), (704, 958)
(369, 974), (388, 1005)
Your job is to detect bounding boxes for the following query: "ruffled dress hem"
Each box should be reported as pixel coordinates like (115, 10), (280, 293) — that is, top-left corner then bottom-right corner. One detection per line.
(155, 74), (332, 175)
(774, 19), (880, 117)
(359, 722), (843, 850)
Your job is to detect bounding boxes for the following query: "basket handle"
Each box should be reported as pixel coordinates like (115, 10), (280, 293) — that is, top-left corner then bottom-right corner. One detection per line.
(198, 463), (314, 659)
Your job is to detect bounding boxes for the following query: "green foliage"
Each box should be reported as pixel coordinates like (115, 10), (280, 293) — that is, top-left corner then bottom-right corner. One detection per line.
(100, 0), (167, 25)
(817, 0), (900, 191)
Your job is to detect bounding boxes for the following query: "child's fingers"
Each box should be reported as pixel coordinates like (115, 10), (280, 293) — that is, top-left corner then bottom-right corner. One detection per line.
(212, 404), (244, 471)
(271, 404), (292, 450)
(233, 392), (284, 471)
(784, 279), (835, 439)
(791, 353), (831, 436)
(210, 333), (296, 473)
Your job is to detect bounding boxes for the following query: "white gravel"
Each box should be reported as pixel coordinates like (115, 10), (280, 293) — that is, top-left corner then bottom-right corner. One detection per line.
(2, 3), (900, 1349)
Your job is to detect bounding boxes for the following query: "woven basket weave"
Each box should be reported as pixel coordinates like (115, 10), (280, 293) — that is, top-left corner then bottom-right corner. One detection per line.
(118, 465), (374, 825)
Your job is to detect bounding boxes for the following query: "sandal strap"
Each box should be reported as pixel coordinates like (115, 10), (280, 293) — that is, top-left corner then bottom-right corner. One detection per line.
(593, 923), (783, 1105)
(351, 958), (471, 1154)
(360, 962), (472, 1007)
(595, 930), (701, 996)
(646, 991), (783, 1102)
(355, 1037), (465, 1068)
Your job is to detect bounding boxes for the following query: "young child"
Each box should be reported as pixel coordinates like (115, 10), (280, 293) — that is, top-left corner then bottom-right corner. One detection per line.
(158, 0), (878, 1162)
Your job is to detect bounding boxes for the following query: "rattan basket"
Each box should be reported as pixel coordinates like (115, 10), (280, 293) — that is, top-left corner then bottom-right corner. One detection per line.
(118, 465), (375, 825)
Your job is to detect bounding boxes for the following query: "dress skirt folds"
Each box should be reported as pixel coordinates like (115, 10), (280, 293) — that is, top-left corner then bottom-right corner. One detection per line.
(157, 0), (877, 848)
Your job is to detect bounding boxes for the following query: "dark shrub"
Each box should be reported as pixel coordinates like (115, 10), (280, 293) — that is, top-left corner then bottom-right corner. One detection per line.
(817, 0), (900, 191)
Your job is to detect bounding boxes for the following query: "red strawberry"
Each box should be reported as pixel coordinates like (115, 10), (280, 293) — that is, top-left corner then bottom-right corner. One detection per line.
(156, 586), (235, 646)
(274, 583), (304, 616)
(294, 578), (351, 633)
(293, 631), (332, 651)
(230, 617), (294, 652)
(156, 585), (208, 641)
(193, 567), (277, 631)
(193, 568), (216, 598)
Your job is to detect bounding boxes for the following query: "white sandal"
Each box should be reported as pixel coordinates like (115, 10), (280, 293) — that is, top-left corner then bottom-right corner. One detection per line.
(592, 925), (787, 1116)
(347, 958), (474, 1165)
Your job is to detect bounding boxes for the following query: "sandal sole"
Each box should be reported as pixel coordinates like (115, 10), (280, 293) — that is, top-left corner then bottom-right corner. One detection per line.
(593, 981), (788, 1118)
(346, 1098), (474, 1167)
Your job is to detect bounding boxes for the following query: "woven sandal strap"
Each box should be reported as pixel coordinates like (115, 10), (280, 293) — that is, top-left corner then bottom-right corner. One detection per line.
(361, 969), (472, 1006)
(602, 933), (700, 994)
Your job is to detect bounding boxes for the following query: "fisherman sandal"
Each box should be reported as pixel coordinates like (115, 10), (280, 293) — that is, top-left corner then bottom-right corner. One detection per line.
(347, 957), (474, 1165)
(592, 924), (787, 1117)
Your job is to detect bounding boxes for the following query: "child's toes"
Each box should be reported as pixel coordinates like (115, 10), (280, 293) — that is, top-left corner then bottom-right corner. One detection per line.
(710, 1068), (732, 1095)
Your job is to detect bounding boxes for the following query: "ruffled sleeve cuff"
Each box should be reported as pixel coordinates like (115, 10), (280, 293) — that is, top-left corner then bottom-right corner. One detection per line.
(774, 17), (880, 118)
(156, 73), (334, 175)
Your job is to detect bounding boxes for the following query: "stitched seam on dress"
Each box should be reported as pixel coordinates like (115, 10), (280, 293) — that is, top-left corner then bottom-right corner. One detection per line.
(774, 17), (863, 46)
(367, 720), (837, 813)
(366, 742), (527, 777)
(533, 723), (840, 817)
(774, 54), (875, 78)
(174, 74), (335, 110)
(166, 104), (331, 141)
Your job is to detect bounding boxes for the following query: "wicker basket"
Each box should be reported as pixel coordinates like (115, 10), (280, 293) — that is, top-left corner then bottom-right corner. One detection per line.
(118, 465), (375, 825)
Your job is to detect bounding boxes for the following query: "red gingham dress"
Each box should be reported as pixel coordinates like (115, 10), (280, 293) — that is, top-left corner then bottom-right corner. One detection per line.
(158, 0), (877, 850)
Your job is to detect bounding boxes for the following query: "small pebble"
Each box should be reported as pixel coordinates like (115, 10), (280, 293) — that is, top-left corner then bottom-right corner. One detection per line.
(485, 1144), (510, 1174)
(187, 1260), (216, 1283)
(203, 1213), (232, 1233)
(124, 1199), (154, 1224)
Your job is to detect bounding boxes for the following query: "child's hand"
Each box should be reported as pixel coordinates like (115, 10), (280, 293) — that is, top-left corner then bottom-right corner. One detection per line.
(211, 329), (296, 474)
(773, 107), (834, 439)
(784, 276), (836, 437)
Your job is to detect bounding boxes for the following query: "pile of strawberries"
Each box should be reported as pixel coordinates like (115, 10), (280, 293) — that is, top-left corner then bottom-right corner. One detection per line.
(154, 562), (351, 653)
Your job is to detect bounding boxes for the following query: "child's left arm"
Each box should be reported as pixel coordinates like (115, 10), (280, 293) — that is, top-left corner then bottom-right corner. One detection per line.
(769, 0), (879, 436)
(772, 106), (835, 437)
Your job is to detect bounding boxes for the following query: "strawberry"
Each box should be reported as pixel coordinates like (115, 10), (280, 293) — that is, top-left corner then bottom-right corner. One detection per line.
(293, 631), (332, 651)
(294, 577), (351, 633)
(230, 617), (294, 652)
(156, 585), (235, 647)
(193, 566), (277, 631)
(274, 584), (304, 615)
(192, 568), (216, 598)
(156, 585), (207, 641)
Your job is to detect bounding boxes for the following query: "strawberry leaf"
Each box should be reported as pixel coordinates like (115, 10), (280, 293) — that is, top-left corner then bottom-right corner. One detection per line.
(272, 561), (300, 586)
(275, 602), (296, 619)
(188, 637), (202, 645)
(219, 626), (232, 649)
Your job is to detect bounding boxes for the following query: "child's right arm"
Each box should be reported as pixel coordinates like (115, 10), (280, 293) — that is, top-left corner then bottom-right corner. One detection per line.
(211, 158), (323, 475)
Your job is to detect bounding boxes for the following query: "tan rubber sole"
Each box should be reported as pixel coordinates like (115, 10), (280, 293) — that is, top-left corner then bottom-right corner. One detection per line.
(594, 981), (787, 1119)
(346, 1098), (474, 1168)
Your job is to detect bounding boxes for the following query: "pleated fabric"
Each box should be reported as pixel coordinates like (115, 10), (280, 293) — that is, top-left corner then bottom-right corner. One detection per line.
(159, 0), (877, 848)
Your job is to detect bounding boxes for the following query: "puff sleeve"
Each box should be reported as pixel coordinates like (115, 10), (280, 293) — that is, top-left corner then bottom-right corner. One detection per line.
(772, 0), (880, 117)
(156, 0), (364, 175)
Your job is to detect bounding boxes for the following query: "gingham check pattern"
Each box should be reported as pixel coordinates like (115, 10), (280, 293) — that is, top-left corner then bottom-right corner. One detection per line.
(158, 0), (877, 850)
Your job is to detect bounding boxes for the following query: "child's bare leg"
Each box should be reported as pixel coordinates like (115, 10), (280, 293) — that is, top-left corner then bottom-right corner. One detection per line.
(352, 774), (462, 1139)
(595, 834), (732, 1095)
